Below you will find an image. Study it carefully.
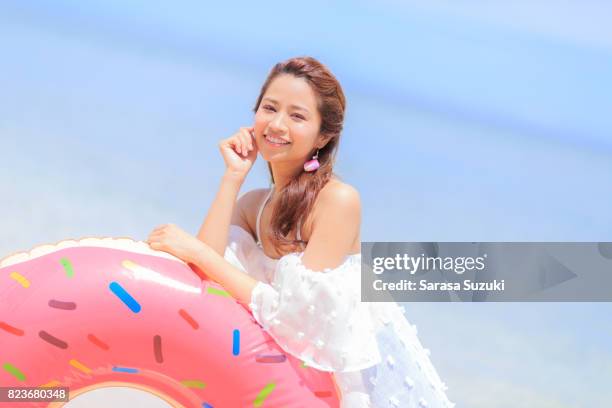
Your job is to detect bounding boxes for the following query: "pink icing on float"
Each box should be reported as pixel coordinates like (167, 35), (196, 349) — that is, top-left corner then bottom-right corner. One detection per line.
(0, 238), (340, 407)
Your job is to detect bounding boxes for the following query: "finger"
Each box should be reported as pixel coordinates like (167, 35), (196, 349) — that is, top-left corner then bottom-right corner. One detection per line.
(227, 137), (241, 155)
(241, 129), (253, 154)
(149, 241), (162, 250)
(232, 135), (244, 156)
(239, 133), (249, 156)
(234, 132), (245, 156)
(238, 137), (246, 156)
(150, 226), (165, 235)
(148, 231), (162, 241)
(243, 128), (254, 151)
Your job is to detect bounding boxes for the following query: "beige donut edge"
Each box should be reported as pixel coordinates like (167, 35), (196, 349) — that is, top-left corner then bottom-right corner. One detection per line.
(0, 237), (186, 269)
(47, 381), (186, 408)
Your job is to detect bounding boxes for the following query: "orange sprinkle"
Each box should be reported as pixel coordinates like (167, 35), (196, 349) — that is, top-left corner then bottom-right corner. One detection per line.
(178, 309), (199, 330)
(69, 359), (92, 374)
(40, 380), (61, 388)
(0, 321), (24, 336)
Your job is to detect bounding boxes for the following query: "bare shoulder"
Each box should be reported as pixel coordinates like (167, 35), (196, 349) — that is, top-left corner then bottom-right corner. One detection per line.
(301, 179), (362, 267)
(316, 179), (361, 212)
(306, 179), (361, 235)
(232, 188), (270, 236)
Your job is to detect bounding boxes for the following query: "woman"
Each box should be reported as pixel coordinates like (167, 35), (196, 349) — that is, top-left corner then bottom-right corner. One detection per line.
(147, 56), (454, 408)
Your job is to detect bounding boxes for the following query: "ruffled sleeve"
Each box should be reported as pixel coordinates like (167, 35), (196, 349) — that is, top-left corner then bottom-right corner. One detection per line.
(249, 252), (382, 372)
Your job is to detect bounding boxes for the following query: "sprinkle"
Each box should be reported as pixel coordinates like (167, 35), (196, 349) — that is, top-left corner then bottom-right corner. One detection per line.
(255, 354), (287, 363)
(60, 258), (74, 278)
(40, 380), (61, 388)
(301, 361), (308, 368)
(109, 281), (141, 313)
(178, 309), (199, 329)
(69, 359), (92, 374)
(39, 330), (68, 349)
(202, 403), (214, 408)
(0, 321), (24, 336)
(181, 380), (205, 388)
(122, 260), (139, 270)
(154, 335), (163, 363)
(315, 391), (333, 398)
(232, 329), (240, 356)
(48, 299), (77, 310)
(87, 334), (110, 351)
(2, 362), (26, 381)
(9, 272), (30, 288)
(253, 382), (276, 407)
(207, 287), (230, 297)
(112, 366), (139, 374)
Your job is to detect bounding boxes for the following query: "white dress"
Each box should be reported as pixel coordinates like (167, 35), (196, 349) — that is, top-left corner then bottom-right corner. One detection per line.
(224, 188), (454, 408)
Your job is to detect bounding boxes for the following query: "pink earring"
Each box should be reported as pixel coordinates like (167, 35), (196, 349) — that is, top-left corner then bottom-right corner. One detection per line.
(303, 149), (320, 172)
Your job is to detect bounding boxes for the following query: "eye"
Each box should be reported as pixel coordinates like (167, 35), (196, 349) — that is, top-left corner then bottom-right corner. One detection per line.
(262, 105), (275, 112)
(292, 114), (305, 120)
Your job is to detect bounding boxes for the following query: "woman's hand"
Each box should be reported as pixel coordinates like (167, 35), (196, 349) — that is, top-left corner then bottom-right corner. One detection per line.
(219, 127), (258, 179)
(146, 223), (207, 264)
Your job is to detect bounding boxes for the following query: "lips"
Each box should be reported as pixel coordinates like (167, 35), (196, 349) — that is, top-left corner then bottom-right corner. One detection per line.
(264, 134), (291, 145)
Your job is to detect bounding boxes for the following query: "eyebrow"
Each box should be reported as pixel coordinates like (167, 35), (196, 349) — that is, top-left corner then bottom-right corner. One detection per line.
(262, 97), (310, 113)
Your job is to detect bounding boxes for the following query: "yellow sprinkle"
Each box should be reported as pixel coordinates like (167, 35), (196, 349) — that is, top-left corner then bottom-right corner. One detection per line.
(207, 287), (230, 297)
(122, 260), (138, 271)
(40, 380), (61, 388)
(10, 272), (30, 288)
(69, 359), (92, 374)
(181, 380), (206, 388)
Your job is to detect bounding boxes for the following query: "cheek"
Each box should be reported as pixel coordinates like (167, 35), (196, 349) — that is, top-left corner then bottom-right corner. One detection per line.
(253, 114), (267, 135)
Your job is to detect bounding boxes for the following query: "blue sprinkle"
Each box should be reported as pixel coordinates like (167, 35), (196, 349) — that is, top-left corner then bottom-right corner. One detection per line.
(109, 282), (141, 313)
(202, 403), (214, 408)
(232, 329), (240, 356)
(112, 366), (139, 374)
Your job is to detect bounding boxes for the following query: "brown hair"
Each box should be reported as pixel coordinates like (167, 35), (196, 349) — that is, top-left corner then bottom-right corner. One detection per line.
(252, 56), (346, 252)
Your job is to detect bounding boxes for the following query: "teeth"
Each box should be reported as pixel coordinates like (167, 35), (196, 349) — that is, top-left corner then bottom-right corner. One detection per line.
(265, 135), (289, 144)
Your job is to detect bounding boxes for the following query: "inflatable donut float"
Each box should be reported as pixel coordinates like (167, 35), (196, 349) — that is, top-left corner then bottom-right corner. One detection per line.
(0, 238), (340, 407)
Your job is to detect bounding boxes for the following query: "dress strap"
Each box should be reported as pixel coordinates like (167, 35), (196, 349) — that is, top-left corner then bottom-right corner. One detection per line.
(296, 220), (302, 241)
(256, 185), (304, 245)
(256, 186), (274, 246)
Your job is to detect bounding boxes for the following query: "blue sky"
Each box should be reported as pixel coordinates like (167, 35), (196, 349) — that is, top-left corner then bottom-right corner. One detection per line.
(1, 1), (611, 406)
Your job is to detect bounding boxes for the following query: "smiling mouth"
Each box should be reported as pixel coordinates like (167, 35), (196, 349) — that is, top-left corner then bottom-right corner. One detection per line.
(264, 134), (291, 145)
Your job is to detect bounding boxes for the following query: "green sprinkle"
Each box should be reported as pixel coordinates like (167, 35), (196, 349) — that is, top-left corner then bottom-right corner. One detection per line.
(253, 382), (276, 407)
(60, 258), (74, 278)
(301, 361), (308, 368)
(181, 380), (205, 389)
(207, 287), (229, 297)
(3, 363), (26, 381)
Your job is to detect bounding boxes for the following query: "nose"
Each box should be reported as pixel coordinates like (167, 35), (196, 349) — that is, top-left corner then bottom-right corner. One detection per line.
(268, 112), (288, 134)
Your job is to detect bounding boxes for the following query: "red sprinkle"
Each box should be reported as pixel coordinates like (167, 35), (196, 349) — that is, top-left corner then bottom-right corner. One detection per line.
(0, 322), (24, 336)
(178, 309), (199, 330)
(87, 334), (110, 351)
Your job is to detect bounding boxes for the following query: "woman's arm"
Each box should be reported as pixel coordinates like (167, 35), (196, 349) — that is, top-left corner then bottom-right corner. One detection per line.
(147, 223), (258, 309)
(196, 127), (257, 255)
(191, 242), (258, 308)
(196, 172), (244, 255)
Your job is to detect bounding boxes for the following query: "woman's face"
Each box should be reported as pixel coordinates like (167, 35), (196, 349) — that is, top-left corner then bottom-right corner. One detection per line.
(254, 74), (323, 165)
